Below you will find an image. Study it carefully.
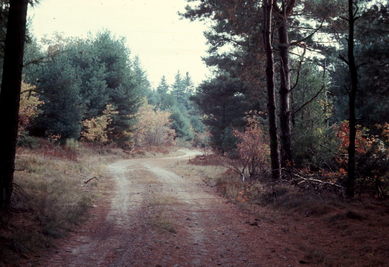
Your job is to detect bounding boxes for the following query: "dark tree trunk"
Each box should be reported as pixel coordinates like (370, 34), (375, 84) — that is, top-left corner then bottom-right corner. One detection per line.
(263, 0), (281, 180)
(0, 0), (29, 210)
(345, 0), (358, 198)
(277, 15), (292, 167)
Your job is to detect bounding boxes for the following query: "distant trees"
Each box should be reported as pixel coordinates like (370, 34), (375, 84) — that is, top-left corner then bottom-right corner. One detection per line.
(25, 32), (144, 146)
(147, 72), (204, 143)
(0, 0), (29, 209)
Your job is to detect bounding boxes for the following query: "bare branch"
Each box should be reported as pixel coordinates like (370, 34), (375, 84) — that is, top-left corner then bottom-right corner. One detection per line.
(290, 45), (307, 91)
(339, 54), (349, 65)
(290, 19), (324, 46)
(293, 63), (327, 115)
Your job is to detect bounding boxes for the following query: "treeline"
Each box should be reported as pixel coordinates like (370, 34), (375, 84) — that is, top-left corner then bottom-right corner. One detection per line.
(183, 0), (388, 197)
(16, 32), (204, 148)
(147, 73), (205, 145)
(23, 32), (143, 145)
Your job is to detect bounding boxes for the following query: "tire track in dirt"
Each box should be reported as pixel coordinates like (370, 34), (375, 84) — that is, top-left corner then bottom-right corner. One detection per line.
(37, 149), (299, 266)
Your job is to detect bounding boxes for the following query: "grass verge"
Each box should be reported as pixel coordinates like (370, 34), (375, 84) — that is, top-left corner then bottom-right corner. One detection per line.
(0, 145), (108, 265)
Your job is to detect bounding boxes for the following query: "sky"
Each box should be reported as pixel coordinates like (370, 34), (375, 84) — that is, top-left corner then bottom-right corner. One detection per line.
(28, 0), (210, 87)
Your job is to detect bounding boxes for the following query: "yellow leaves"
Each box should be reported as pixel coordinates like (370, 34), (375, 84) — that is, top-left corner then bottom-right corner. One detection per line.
(134, 103), (176, 147)
(19, 82), (43, 131)
(81, 104), (116, 143)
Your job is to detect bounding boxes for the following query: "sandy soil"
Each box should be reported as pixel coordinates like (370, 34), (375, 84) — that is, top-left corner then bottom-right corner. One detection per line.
(30, 149), (302, 266)
(32, 149), (388, 266)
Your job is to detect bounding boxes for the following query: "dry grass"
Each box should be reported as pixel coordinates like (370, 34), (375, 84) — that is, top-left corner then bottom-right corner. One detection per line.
(149, 194), (180, 206)
(130, 145), (179, 158)
(0, 144), (110, 265)
(149, 213), (177, 234)
(184, 153), (389, 266)
(147, 192), (179, 234)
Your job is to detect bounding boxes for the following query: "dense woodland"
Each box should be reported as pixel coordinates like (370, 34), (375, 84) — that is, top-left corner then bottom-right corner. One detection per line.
(0, 0), (388, 208)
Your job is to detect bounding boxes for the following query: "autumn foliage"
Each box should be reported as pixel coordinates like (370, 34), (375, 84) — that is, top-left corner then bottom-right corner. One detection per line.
(81, 104), (117, 143)
(228, 114), (270, 181)
(18, 82), (43, 132)
(133, 103), (176, 147)
(336, 121), (389, 197)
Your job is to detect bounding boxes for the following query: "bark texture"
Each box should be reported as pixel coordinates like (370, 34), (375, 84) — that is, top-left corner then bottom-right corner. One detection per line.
(274, 0), (295, 167)
(263, 0), (281, 180)
(0, 0), (28, 209)
(277, 17), (292, 167)
(345, 0), (358, 198)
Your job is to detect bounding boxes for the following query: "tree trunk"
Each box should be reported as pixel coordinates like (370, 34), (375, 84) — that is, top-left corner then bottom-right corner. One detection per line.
(0, 0), (29, 210)
(277, 15), (292, 167)
(345, 0), (358, 198)
(263, 0), (281, 180)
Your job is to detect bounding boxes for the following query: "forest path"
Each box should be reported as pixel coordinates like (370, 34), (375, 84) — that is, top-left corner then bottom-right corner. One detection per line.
(37, 149), (299, 266)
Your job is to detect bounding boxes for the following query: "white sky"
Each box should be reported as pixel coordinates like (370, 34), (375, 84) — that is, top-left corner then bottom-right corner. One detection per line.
(28, 0), (210, 87)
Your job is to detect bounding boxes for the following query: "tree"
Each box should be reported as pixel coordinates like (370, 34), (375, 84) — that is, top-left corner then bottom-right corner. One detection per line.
(171, 71), (187, 107)
(26, 32), (144, 146)
(170, 107), (194, 141)
(344, 0), (359, 198)
(33, 53), (83, 140)
(134, 103), (175, 147)
(192, 76), (252, 152)
(291, 63), (337, 168)
(263, 0), (281, 179)
(273, 0), (296, 167)
(0, 0), (29, 209)
(155, 76), (176, 110)
(91, 32), (141, 145)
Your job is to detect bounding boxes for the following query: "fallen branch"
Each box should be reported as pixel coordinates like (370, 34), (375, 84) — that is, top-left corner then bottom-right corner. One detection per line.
(84, 176), (98, 184)
(293, 174), (343, 189)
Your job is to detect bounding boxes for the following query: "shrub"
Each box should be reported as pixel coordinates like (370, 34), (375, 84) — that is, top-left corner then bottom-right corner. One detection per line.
(133, 103), (176, 147)
(19, 82), (43, 132)
(17, 133), (40, 149)
(228, 114), (270, 181)
(81, 104), (117, 144)
(337, 121), (389, 198)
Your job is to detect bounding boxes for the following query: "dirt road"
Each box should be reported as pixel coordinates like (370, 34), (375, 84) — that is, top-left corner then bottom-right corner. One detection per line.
(39, 149), (300, 266)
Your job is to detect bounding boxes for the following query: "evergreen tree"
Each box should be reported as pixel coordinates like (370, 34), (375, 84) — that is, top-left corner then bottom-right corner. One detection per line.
(34, 54), (82, 140)
(155, 76), (177, 111)
(192, 76), (252, 152)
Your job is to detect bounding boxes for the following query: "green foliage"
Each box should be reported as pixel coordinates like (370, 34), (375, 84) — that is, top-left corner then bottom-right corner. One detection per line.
(292, 63), (338, 168)
(331, 3), (389, 127)
(16, 133), (40, 149)
(147, 73), (204, 142)
(25, 31), (146, 146)
(33, 53), (83, 140)
(170, 108), (194, 141)
(192, 75), (253, 152)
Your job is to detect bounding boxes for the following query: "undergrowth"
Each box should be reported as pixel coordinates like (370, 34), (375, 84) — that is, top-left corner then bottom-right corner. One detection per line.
(0, 145), (107, 265)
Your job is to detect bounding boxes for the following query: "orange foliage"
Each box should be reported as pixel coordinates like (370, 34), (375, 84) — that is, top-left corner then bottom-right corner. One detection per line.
(337, 121), (370, 155)
(231, 114), (269, 180)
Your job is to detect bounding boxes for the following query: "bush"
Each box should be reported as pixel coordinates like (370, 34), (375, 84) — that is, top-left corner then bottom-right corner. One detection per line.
(81, 104), (117, 144)
(133, 103), (176, 147)
(337, 122), (389, 198)
(228, 114), (270, 181)
(18, 82), (43, 132)
(17, 132), (40, 149)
